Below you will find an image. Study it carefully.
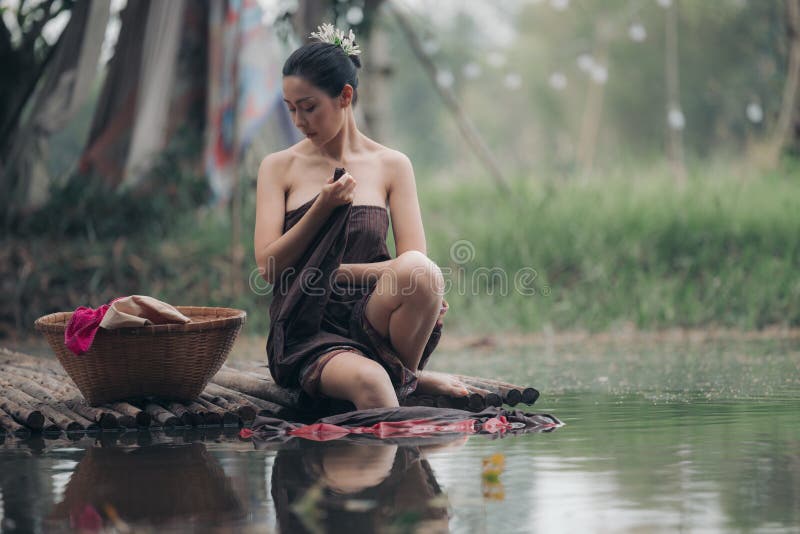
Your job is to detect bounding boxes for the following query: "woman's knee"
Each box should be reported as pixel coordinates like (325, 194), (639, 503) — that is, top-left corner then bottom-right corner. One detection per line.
(320, 353), (398, 408)
(352, 362), (397, 407)
(391, 251), (444, 301)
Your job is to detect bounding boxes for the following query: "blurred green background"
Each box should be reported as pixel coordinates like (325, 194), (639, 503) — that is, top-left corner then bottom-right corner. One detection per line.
(1, 0), (798, 339)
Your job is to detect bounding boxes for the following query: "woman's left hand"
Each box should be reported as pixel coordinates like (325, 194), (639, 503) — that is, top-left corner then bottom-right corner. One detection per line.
(435, 298), (449, 328)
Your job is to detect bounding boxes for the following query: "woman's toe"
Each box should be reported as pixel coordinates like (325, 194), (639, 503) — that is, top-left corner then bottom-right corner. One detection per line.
(452, 382), (469, 397)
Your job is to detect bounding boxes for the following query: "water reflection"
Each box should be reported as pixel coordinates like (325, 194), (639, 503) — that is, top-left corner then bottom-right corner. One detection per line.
(1, 337), (798, 532)
(271, 438), (462, 533)
(0, 444), (52, 533)
(44, 442), (244, 531)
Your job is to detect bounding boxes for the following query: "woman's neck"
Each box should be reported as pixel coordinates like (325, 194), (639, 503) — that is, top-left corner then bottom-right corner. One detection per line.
(317, 108), (362, 164)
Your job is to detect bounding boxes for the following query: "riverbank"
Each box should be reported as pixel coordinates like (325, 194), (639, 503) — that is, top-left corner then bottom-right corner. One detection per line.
(7, 325), (800, 366)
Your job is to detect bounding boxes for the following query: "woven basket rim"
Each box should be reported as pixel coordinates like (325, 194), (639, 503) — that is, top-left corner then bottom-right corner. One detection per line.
(34, 306), (246, 336)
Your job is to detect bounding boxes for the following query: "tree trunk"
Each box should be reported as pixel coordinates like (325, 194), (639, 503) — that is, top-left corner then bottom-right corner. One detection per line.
(389, 3), (509, 193)
(291, 0), (332, 40)
(361, 19), (392, 142)
(665, 0), (686, 186)
(577, 20), (609, 176)
(772, 0), (800, 161)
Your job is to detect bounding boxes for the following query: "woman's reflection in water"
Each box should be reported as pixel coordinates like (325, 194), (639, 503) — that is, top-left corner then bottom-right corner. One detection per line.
(271, 436), (467, 533)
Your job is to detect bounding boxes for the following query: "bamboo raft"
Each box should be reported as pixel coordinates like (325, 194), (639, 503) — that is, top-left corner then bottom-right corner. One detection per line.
(0, 348), (539, 437)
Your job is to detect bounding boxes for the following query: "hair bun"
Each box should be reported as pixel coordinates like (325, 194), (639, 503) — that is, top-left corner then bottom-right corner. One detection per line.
(349, 53), (362, 69)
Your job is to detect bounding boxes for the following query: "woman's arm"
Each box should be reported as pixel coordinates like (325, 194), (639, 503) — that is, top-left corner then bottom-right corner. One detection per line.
(334, 259), (394, 286)
(387, 152), (427, 255)
(254, 154), (353, 284)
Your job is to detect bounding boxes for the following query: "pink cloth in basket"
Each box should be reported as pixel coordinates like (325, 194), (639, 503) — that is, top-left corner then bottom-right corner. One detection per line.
(64, 296), (191, 355)
(64, 302), (114, 355)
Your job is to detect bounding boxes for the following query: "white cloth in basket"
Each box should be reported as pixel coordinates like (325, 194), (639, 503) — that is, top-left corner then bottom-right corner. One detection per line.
(99, 295), (191, 329)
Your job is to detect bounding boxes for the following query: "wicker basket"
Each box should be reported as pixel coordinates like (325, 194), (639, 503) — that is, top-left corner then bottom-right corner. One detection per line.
(34, 306), (246, 406)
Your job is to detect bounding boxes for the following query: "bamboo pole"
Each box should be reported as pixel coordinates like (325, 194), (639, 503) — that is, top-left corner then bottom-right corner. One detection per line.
(458, 377), (522, 406)
(465, 393), (485, 412)
(181, 404), (205, 427)
(0, 364), (116, 424)
(0, 354), (63, 378)
(461, 384), (502, 407)
(0, 407), (30, 435)
(0, 374), (95, 430)
(5, 365), (116, 425)
(20, 398), (83, 432)
(186, 401), (222, 426)
(484, 392), (502, 407)
(204, 382), (286, 415)
(0, 391), (44, 430)
(143, 403), (180, 428)
(200, 392), (256, 423)
(50, 401), (97, 431)
(1, 384), (78, 432)
(110, 402), (151, 427)
(437, 394), (469, 410)
(11, 366), (128, 429)
(43, 404), (89, 432)
(63, 398), (117, 429)
(211, 367), (305, 408)
(0, 363), (75, 394)
(195, 397), (240, 427)
(453, 374), (539, 405)
(104, 409), (136, 429)
(454, 375), (523, 406)
(41, 419), (62, 434)
(162, 401), (197, 427)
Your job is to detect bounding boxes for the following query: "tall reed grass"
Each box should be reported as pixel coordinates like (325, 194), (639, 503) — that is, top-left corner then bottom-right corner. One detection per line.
(416, 162), (800, 333)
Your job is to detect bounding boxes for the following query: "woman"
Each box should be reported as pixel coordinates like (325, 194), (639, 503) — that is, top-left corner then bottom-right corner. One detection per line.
(254, 24), (468, 410)
(270, 438), (456, 532)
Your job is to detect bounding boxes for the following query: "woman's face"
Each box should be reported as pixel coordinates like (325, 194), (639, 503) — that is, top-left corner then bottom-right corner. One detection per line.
(282, 75), (349, 146)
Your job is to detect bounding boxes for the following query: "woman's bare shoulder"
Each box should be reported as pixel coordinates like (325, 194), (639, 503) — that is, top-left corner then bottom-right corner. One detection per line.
(365, 141), (412, 176)
(371, 145), (414, 191)
(259, 146), (296, 176)
(258, 143), (313, 188)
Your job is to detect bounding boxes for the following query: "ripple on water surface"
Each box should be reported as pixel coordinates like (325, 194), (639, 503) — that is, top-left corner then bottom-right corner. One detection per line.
(1, 336), (799, 532)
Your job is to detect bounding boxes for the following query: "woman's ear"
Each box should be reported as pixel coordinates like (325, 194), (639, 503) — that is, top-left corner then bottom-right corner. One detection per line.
(340, 84), (354, 108)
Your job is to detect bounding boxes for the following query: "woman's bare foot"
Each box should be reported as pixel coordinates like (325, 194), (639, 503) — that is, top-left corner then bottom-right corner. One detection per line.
(416, 370), (469, 397)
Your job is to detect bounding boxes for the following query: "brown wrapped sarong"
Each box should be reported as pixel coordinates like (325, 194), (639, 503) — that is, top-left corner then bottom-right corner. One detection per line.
(266, 195), (442, 401)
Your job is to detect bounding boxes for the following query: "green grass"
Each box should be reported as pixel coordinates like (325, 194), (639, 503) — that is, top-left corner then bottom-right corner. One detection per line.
(418, 161), (800, 333)
(4, 160), (799, 337)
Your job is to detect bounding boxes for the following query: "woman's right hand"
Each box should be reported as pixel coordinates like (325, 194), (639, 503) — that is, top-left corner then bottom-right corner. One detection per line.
(318, 171), (356, 211)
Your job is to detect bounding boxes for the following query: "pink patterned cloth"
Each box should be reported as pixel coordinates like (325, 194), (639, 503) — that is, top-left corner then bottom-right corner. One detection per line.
(64, 302), (115, 356)
(241, 406), (562, 443)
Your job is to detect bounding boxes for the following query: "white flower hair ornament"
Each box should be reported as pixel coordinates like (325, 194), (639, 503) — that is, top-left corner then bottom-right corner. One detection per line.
(309, 23), (362, 57)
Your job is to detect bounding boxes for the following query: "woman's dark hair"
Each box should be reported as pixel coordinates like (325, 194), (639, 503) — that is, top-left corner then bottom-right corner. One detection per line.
(282, 41), (361, 105)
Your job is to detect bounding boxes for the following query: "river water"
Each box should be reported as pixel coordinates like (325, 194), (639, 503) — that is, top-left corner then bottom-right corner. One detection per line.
(1, 335), (798, 533)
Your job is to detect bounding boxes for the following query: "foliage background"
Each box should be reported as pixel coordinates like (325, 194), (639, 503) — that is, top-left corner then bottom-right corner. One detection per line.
(1, 0), (799, 338)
